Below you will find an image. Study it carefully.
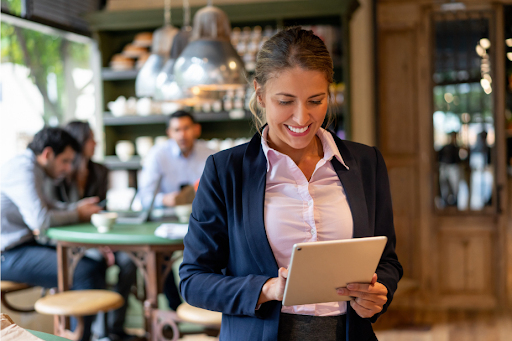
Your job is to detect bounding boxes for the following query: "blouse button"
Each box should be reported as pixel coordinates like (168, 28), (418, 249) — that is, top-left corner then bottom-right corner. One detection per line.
(308, 200), (313, 207)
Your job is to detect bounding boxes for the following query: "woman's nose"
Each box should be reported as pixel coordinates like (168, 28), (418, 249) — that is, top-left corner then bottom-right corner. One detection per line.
(293, 104), (309, 126)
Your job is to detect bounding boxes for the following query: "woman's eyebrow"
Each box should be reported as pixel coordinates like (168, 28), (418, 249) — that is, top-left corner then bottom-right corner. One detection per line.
(274, 92), (326, 98)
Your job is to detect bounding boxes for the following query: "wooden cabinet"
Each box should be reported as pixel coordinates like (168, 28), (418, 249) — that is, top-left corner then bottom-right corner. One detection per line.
(376, 0), (511, 313)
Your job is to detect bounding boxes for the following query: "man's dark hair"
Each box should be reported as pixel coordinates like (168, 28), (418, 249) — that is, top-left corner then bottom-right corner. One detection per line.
(27, 127), (81, 156)
(167, 110), (196, 128)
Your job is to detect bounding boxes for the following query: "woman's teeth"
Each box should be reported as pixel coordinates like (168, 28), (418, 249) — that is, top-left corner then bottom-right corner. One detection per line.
(287, 125), (309, 133)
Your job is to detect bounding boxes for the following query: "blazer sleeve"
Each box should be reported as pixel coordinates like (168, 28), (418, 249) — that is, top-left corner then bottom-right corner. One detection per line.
(179, 155), (272, 317)
(371, 147), (403, 322)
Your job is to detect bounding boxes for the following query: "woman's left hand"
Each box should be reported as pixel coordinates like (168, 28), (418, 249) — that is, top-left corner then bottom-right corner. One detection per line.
(336, 273), (388, 318)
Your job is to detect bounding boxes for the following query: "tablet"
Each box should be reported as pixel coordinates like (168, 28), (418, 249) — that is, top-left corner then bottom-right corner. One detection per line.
(282, 236), (387, 306)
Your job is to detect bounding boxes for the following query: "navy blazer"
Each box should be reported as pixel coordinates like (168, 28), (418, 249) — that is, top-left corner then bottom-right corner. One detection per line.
(179, 131), (403, 341)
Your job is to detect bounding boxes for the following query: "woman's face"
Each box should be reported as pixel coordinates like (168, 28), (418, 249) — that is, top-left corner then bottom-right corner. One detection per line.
(258, 67), (329, 153)
(82, 129), (96, 159)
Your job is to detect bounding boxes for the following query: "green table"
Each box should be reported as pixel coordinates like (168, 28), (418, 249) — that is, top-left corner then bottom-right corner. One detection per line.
(47, 222), (185, 341)
(27, 329), (71, 341)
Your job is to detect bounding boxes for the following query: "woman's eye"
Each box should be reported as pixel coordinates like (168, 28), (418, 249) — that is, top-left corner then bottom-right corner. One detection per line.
(278, 101), (293, 105)
(310, 101), (322, 105)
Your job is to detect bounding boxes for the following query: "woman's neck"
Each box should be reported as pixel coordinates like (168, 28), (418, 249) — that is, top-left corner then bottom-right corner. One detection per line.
(267, 133), (324, 166)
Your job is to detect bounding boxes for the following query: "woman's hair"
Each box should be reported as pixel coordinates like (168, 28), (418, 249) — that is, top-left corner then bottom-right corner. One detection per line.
(63, 121), (92, 152)
(249, 26), (334, 130)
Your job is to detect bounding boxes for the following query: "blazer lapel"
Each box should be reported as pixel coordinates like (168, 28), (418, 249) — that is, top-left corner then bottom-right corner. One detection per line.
(242, 134), (279, 276)
(331, 136), (371, 238)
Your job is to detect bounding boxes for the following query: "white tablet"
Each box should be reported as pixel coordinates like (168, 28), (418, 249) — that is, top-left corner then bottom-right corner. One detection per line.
(282, 236), (387, 306)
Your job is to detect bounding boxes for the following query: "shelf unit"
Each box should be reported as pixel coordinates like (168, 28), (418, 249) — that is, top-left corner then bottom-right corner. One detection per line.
(86, 0), (357, 166)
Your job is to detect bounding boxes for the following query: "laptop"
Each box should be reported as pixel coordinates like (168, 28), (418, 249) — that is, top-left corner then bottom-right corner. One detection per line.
(282, 236), (387, 306)
(113, 176), (162, 224)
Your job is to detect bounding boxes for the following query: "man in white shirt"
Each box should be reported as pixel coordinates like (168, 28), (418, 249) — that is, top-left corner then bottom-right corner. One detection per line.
(139, 111), (215, 209)
(1, 127), (104, 341)
(139, 111), (214, 311)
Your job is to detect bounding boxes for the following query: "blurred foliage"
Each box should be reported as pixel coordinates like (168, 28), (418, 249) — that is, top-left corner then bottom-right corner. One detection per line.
(1, 0), (21, 16)
(1, 9), (91, 124)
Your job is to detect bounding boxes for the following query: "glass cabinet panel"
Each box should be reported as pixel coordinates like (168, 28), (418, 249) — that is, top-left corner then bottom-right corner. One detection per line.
(432, 11), (495, 212)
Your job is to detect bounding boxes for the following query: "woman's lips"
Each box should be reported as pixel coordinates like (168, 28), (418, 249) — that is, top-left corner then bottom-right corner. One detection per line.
(285, 124), (311, 136)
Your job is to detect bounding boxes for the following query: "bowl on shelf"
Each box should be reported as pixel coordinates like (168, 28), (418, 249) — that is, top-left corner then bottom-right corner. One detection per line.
(115, 140), (135, 162)
(174, 204), (193, 223)
(91, 212), (118, 233)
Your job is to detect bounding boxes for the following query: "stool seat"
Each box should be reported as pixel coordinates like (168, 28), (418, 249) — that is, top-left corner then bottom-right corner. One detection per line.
(176, 302), (222, 326)
(1, 281), (32, 292)
(35, 290), (123, 316)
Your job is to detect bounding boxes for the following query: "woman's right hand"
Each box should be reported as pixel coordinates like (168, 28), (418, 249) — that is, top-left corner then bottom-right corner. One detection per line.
(257, 267), (288, 305)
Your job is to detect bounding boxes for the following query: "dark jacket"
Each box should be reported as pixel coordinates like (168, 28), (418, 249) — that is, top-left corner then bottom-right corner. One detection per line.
(179, 131), (403, 341)
(56, 160), (109, 203)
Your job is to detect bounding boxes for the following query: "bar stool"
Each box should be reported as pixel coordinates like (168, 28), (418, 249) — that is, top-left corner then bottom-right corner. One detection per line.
(34, 290), (123, 341)
(0, 281), (36, 313)
(176, 302), (222, 339)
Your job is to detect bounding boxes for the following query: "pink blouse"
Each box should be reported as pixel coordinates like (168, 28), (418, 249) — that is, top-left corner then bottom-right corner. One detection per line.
(261, 127), (353, 316)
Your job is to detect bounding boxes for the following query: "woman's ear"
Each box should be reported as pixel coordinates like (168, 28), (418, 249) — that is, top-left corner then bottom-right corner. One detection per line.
(253, 80), (265, 108)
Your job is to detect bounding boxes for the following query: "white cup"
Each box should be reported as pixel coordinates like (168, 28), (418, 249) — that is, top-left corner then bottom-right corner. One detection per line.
(135, 136), (153, 158)
(91, 212), (118, 233)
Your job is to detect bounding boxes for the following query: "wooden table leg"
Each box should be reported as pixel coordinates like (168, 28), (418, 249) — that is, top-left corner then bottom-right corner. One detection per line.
(144, 251), (158, 340)
(56, 244), (70, 334)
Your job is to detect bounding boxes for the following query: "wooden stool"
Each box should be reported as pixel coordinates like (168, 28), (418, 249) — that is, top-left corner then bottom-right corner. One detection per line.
(34, 290), (124, 341)
(176, 302), (222, 339)
(1, 281), (35, 313)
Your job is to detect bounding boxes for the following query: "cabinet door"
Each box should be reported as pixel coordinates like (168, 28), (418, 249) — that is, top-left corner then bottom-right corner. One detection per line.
(377, 2), (507, 309)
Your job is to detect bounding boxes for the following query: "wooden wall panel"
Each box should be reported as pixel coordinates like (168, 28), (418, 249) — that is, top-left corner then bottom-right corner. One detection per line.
(439, 231), (493, 295)
(388, 166), (416, 279)
(378, 29), (417, 155)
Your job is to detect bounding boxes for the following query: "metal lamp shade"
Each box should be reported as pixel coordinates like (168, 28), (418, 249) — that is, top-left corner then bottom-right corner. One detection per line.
(173, 39), (245, 91)
(135, 54), (164, 98)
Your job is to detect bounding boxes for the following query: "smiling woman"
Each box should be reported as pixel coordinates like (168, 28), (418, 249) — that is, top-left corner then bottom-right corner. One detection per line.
(179, 27), (402, 341)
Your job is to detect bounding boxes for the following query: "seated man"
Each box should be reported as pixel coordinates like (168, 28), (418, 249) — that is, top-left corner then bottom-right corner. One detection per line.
(1, 127), (105, 341)
(139, 111), (214, 310)
(139, 110), (215, 209)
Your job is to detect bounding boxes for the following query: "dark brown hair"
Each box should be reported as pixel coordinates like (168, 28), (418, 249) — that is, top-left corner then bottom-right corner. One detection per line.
(249, 27), (334, 129)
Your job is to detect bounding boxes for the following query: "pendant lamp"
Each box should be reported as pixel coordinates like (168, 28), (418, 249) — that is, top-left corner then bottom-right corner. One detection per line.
(173, 3), (246, 91)
(135, 0), (179, 97)
(154, 0), (193, 102)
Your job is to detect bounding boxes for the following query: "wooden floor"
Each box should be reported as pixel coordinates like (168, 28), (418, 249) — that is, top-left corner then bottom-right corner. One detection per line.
(374, 309), (512, 341)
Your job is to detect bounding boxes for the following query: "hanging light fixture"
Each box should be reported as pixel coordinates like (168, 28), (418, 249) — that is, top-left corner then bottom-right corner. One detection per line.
(135, 0), (179, 97)
(154, 0), (193, 102)
(173, 2), (245, 91)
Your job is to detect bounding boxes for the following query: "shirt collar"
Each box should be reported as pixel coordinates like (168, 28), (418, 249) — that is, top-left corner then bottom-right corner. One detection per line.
(168, 139), (195, 158)
(260, 126), (349, 172)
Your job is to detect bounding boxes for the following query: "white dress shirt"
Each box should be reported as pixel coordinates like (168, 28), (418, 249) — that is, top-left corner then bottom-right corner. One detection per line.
(261, 127), (353, 316)
(139, 139), (215, 208)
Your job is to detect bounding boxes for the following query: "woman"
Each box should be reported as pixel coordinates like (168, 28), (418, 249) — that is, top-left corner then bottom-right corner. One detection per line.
(56, 121), (107, 203)
(179, 27), (402, 341)
(58, 121), (138, 341)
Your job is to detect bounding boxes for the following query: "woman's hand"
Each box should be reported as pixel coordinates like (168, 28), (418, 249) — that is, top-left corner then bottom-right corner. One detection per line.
(257, 267), (288, 305)
(337, 273), (388, 318)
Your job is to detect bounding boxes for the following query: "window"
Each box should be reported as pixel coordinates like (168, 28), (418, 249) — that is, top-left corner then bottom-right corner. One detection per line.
(1, 13), (101, 166)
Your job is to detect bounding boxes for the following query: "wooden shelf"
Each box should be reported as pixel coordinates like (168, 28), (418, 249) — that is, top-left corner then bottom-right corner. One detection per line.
(103, 111), (252, 126)
(102, 68), (139, 81)
(85, 0), (356, 31)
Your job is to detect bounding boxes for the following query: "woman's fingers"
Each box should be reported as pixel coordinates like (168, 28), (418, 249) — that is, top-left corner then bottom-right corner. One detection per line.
(349, 299), (381, 319)
(339, 289), (387, 305)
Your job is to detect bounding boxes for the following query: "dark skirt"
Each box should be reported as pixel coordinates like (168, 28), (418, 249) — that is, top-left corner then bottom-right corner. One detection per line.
(277, 313), (347, 341)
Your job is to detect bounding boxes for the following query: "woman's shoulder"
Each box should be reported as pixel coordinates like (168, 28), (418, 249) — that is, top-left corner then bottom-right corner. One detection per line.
(89, 160), (109, 175)
(210, 142), (251, 168)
